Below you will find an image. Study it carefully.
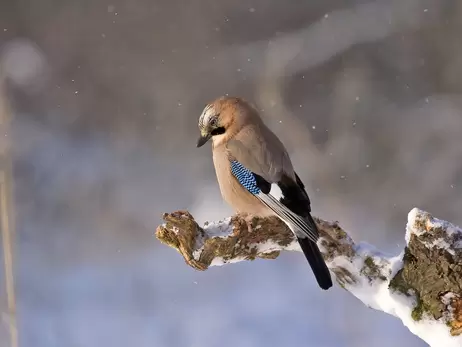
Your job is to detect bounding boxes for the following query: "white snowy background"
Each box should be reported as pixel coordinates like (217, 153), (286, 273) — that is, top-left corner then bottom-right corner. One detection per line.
(1, 0), (461, 346)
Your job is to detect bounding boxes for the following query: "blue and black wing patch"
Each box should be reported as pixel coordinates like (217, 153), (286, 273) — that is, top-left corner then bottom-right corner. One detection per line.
(230, 160), (271, 194)
(229, 160), (318, 243)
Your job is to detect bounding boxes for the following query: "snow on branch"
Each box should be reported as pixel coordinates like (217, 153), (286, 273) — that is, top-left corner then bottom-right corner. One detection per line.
(156, 208), (461, 347)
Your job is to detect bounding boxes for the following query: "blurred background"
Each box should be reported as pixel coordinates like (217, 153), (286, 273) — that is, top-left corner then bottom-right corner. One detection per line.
(0, 0), (461, 346)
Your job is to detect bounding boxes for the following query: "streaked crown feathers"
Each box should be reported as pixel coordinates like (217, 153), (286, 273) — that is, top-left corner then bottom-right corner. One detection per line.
(198, 103), (217, 130)
(198, 96), (262, 134)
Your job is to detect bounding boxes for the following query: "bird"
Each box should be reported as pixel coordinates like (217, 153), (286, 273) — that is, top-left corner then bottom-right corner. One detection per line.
(196, 96), (333, 290)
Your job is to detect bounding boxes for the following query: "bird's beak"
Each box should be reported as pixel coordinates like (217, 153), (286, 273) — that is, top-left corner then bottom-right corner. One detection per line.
(196, 131), (212, 147)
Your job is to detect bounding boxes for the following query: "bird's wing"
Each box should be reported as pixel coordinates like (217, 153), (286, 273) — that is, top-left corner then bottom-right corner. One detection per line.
(227, 136), (318, 242)
(228, 160), (318, 242)
(226, 132), (288, 183)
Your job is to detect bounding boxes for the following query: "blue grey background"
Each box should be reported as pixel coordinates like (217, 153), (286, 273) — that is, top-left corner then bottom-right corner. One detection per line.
(1, 0), (462, 346)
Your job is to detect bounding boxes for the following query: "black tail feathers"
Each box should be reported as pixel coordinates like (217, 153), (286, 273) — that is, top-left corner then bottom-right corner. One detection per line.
(277, 172), (332, 290)
(297, 236), (333, 290)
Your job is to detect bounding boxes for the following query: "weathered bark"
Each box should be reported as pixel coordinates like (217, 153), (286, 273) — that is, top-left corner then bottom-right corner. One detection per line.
(156, 208), (461, 346)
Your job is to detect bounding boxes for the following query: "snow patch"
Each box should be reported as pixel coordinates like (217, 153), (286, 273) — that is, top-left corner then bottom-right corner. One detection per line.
(210, 256), (246, 266)
(192, 243), (205, 260)
(203, 217), (233, 238)
(251, 239), (290, 254)
(428, 238), (454, 255)
(442, 292), (458, 306)
(406, 207), (461, 255)
(335, 250), (461, 346)
(193, 218), (234, 260)
(334, 208), (462, 347)
(285, 241), (302, 252)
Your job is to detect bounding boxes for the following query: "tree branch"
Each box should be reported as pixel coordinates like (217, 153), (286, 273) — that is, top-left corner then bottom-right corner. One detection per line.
(156, 208), (461, 347)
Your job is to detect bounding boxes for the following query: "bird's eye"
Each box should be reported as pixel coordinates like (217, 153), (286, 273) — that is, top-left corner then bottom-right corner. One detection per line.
(210, 116), (218, 127)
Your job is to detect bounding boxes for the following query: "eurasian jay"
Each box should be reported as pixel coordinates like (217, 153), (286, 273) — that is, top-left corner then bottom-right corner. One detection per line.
(196, 96), (332, 290)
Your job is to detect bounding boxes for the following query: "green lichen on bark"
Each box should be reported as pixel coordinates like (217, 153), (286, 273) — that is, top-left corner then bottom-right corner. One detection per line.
(389, 212), (462, 332)
(389, 247), (415, 296)
(361, 256), (387, 282)
(411, 294), (426, 321)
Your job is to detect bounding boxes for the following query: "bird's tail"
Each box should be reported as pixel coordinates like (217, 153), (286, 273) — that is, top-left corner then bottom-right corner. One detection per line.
(275, 173), (333, 289)
(297, 213), (332, 290)
(297, 235), (332, 290)
(259, 193), (333, 289)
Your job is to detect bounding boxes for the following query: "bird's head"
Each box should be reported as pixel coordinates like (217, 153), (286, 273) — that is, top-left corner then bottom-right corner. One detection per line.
(196, 96), (257, 147)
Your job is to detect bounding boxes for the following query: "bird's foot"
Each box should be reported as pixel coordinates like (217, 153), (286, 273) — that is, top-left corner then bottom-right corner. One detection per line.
(240, 212), (256, 234)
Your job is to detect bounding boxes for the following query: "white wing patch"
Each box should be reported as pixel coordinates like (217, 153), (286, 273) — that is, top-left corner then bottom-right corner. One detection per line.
(269, 183), (283, 200)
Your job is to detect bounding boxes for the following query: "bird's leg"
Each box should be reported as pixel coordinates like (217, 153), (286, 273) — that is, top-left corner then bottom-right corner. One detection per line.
(240, 212), (256, 233)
